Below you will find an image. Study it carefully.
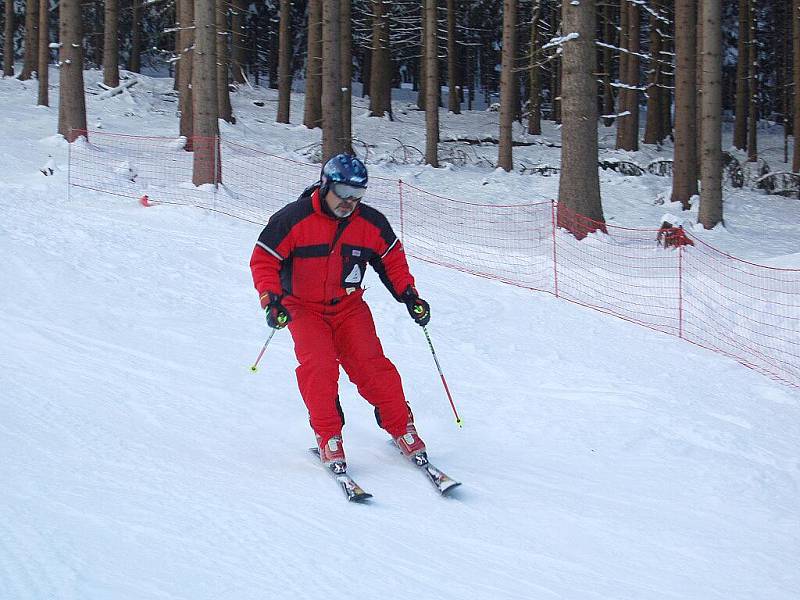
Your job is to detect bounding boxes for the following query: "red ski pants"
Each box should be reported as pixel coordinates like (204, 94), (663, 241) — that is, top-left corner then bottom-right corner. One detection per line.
(285, 294), (411, 444)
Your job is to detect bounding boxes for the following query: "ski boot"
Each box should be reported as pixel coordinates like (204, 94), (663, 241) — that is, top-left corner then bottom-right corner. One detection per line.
(316, 434), (347, 474)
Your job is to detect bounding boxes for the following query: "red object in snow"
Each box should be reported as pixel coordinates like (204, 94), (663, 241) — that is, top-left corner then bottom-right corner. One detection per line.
(139, 195), (151, 207)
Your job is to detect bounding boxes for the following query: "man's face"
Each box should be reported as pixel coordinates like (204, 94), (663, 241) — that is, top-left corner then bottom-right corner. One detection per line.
(325, 183), (366, 218)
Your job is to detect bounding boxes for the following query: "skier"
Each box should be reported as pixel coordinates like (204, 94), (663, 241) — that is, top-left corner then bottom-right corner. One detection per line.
(250, 154), (432, 471)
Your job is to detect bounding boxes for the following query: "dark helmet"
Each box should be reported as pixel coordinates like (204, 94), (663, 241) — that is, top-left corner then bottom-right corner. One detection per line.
(319, 154), (368, 196)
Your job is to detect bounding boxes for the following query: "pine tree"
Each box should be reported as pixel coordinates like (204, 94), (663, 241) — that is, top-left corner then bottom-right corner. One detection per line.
(643, 0), (665, 145)
(277, 0), (292, 124)
(616, 0), (639, 151)
(217, 0), (233, 123)
(601, 0), (616, 127)
(698, 0), (722, 229)
(558, 0), (604, 236)
(20, 0), (39, 80)
(528, 1), (542, 135)
(447, 0), (460, 114)
(746, 0), (758, 162)
(178, 0), (194, 148)
(794, 0), (800, 172)
(58, 0), (87, 142)
(321, 0), (344, 160)
(231, 0), (246, 84)
(660, 0), (673, 140)
(3, 0), (14, 76)
(130, 0), (142, 73)
(615, 0), (629, 146)
(369, 0), (391, 118)
(424, 0), (439, 167)
(733, 0), (749, 150)
(424, 0), (439, 166)
(192, 0), (221, 185)
(103, 0), (119, 88)
(671, 0), (698, 209)
(37, 0), (48, 106)
(498, 0), (516, 171)
(417, 0), (427, 111)
(340, 0), (354, 154)
(304, 0), (323, 128)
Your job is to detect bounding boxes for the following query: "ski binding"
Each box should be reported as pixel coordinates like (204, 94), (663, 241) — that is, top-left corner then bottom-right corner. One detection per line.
(310, 448), (373, 503)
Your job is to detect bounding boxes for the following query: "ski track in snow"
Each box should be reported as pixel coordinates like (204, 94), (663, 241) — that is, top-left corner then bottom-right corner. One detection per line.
(1, 70), (799, 600)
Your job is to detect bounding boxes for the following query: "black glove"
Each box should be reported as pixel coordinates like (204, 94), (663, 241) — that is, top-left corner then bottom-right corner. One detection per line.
(401, 286), (430, 327)
(265, 294), (291, 329)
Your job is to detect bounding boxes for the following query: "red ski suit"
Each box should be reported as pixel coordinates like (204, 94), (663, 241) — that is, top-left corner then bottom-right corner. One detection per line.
(250, 187), (417, 444)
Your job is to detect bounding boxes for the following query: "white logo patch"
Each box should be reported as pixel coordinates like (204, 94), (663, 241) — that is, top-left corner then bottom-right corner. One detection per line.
(345, 264), (362, 284)
(352, 249), (361, 257)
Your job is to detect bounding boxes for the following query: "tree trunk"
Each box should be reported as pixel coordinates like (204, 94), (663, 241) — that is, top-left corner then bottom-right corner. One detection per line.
(362, 43), (371, 98)
(698, 0), (722, 229)
(424, 0), (439, 166)
(3, 0), (14, 76)
(558, 0), (604, 236)
(173, 0), (180, 89)
(417, 2), (426, 111)
(615, 0), (629, 145)
(601, 0), (615, 126)
(528, 2), (541, 135)
(90, 0), (103, 69)
(321, 0), (344, 160)
(130, 0), (142, 72)
(553, 39), (561, 123)
(369, 0), (391, 117)
(695, 0), (703, 163)
(793, 0), (800, 172)
(617, 0), (639, 150)
(216, 0), (233, 123)
(193, 0), (220, 185)
(626, 2), (640, 149)
(447, 0), (460, 114)
(340, 0), (353, 154)
(20, 0), (38, 80)
(178, 0), (194, 147)
(661, 15), (673, 139)
(37, 0), (48, 105)
(746, 0), (758, 162)
(733, 0), (749, 150)
(277, 0), (291, 124)
(58, 0), (87, 142)
(671, 0), (698, 209)
(268, 16), (278, 88)
(498, 0), (516, 171)
(231, 0), (246, 84)
(103, 0), (119, 88)
(643, 0), (663, 144)
(304, 0), (322, 128)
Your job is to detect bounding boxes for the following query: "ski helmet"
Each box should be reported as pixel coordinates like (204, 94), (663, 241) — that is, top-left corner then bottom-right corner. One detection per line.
(319, 154), (368, 197)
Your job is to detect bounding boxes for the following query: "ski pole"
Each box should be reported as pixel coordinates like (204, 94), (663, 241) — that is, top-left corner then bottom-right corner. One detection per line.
(420, 325), (463, 428)
(250, 328), (278, 372)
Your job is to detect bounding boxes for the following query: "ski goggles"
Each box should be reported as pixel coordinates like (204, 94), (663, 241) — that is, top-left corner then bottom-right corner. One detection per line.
(332, 182), (367, 202)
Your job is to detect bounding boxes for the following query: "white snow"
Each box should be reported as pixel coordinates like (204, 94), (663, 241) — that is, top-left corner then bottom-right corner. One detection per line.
(544, 33), (581, 49)
(1, 66), (799, 600)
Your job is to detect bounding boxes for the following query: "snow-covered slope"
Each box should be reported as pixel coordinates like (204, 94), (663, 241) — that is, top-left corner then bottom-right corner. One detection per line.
(1, 69), (799, 600)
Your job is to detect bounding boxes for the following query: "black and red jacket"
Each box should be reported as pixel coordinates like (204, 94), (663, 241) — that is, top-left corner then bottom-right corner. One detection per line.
(250, 186), (416, 308)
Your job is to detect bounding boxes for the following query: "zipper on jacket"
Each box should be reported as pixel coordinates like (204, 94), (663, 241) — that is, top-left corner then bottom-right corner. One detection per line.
(322, 218), (351, 302)
(330, 219), (350, 252)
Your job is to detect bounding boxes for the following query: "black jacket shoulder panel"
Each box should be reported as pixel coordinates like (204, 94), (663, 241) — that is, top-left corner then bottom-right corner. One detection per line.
(258, 195), (315, 254)
(357, 203), (397, 248)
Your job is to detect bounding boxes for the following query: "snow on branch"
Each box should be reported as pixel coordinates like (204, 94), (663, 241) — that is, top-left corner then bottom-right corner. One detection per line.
(542, 33), (579, 50)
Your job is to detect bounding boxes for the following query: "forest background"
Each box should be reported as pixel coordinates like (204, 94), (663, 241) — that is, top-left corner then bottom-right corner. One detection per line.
(1, 0), (799, 237)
